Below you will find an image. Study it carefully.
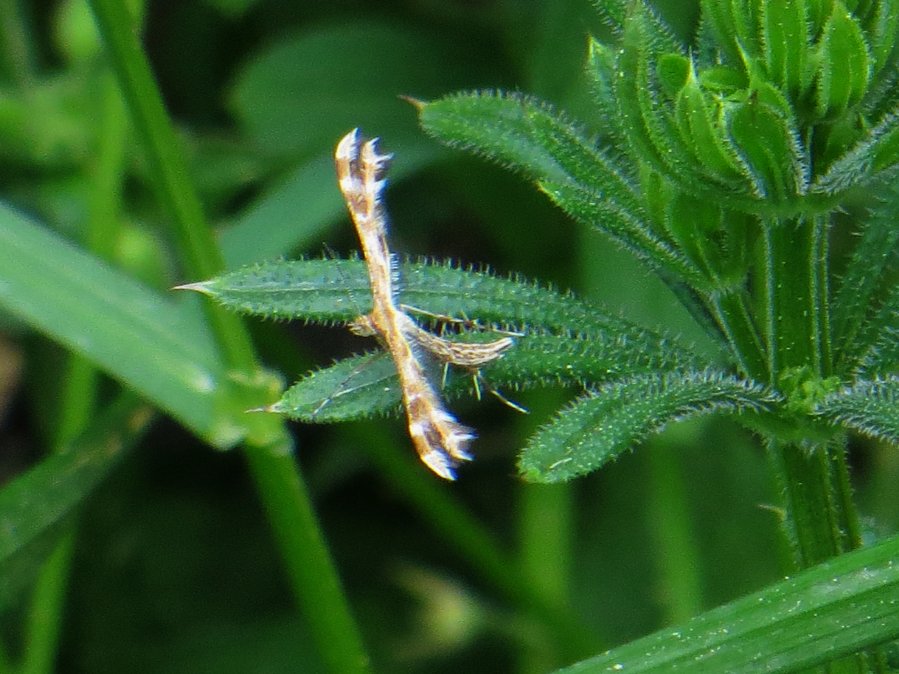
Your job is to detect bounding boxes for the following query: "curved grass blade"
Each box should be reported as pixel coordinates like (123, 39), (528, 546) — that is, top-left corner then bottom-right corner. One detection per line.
(0, 203), (236, 446)
(553, 531), (899, 673)
(0, 395), (152, 608)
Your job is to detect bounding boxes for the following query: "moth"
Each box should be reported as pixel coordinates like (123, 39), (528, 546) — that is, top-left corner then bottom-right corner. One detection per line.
(334, 129), (514, 480)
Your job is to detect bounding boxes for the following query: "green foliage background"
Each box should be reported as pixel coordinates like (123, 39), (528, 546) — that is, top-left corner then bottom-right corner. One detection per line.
(0, 0), (897, 673)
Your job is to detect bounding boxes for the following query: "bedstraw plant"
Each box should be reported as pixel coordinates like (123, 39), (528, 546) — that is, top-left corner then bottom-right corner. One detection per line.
(191, 0), (899, 670)
(2, 0), (899, 672)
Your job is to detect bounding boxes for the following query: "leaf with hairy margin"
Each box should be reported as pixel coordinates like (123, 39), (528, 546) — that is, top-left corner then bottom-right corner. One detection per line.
(275, 329), (707, 423)
(179, 259), (700, 360)
(519, 370), (776, 483)
(816, 377), (899, 445)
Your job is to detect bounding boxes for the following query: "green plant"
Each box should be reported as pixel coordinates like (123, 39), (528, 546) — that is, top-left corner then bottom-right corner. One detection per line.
(1, 0), (898, 672)
(187, 0), (899, 669)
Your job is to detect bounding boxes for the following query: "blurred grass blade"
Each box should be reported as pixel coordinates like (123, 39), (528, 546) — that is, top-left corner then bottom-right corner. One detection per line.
(0, 203), (235, 446)
(0, 395), (152, 608)
(519, 371), (775, 483)
(555, 531), (899, 673)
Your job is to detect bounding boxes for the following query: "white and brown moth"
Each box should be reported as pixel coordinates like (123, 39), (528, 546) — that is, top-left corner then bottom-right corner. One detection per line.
(334, 129), (514, 480)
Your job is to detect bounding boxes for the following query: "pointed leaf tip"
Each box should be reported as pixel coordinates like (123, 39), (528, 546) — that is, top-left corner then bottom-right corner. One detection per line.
(399, 94), (426, 110)
(172, 281), (214, 295)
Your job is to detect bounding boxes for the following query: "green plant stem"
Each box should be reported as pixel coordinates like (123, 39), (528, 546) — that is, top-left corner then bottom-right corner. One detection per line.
(709, 288), (767, 380)
(86, 0), (253, 368)
(762, 216), (860, 569)
(767, 439), (847, 567)
(85, 3), (372, 672)
(243, 447), (371, 673)
(765, 215), (829, 377)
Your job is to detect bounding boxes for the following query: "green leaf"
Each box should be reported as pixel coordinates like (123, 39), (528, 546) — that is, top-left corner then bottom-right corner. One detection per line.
(590, 0), (628, 31)
(864, 0), (899, 74)
(584, 37), (619, 124)
(856, 297), (899, 375)
(275, 329), (706, 423)
(813, 105), (899, 194)
(831, 182), (899, 370)
(672, 62), (745, 181)
(817, 377), (899, 444)
(181, 259), (695, 349)
(0, 202), (238, 447)
(519, 370), (775, 483)
(613, 8), (708, 186)
(538, 179), (705, 286)
(700, 0), (759, 65)
(761, 0), (812, 100)
(814, 2), (871, 119)
(0, 395), (150, 607)
(553, 531), (899, 673)
(662, 193), (753, 287)
(274, 351), (400, 422)
(419, 90), (643, 216)
(228, 20), (502, 158)
(724, 95), (807, 201)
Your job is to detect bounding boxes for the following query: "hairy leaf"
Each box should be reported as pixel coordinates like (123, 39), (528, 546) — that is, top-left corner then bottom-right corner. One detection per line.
(857, 326), (899, 377)
(814, 3), (871, 120)
(724, 95), (808, 201)
(831, 181), (899, 370)
(864, 0), (899, 75)
(180, 259), (695, 353)
(700, 0), (759, 65)
(813, 104), (899, 194)
(761, 0), (812, 101)
(519, 371), (775, 482)
(816, 377), (899, 444)
(538, 179), (706, 287)
(419, 90), (644, 216)
(276, 329), (706, 423)
(275, 352), (400, 422)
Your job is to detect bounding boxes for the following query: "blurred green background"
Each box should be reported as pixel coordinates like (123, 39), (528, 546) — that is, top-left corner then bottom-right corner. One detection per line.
(1, 0), (897, 671)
